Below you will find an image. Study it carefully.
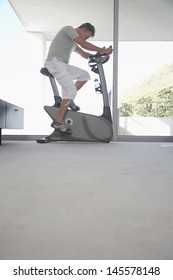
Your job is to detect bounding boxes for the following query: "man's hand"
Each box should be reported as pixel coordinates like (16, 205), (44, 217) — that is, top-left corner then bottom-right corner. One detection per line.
(102, 47), (113, 55)
(100, 55), (110, 63)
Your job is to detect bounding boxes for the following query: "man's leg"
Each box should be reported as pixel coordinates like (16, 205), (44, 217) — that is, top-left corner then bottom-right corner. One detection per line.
(55, 81), (87, 122)
(52, 62), (90, 131)
(69, 80), (87, 111)
(55, 99), (71, 123)
(75, 80), (87, 91)
(51, 99), (71, 131)
(52, 80), (88, 130)
(54, 81), (87, 110)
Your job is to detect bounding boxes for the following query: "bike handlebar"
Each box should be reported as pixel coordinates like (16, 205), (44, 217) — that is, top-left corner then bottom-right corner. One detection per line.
(89, 53), (110, 65)
(89, 46), (112, 64)
(89, 52), (109, 59)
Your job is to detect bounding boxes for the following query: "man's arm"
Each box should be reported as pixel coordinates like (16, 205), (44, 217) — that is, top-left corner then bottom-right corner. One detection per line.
(74, 37), (112, 55)
(74, 45), (91, 59)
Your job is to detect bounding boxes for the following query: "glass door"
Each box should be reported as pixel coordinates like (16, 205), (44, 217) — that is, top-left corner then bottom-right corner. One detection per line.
(117, 0), (173, 137)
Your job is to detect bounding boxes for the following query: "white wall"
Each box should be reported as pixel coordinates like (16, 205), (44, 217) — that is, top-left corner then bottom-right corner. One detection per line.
(1, 31), (47, 135)
(0, 0), (47, 135)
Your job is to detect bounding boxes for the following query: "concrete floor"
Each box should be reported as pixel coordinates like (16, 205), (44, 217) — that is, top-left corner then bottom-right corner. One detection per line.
(0, 141), (173, 260)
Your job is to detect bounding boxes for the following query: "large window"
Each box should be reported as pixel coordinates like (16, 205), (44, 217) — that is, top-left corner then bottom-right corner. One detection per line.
(117, 0), (173, 138)
(118, 42), (173, 136)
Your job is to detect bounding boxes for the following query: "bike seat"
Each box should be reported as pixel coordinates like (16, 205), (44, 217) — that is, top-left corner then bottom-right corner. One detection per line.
(40, 67), (53, 78)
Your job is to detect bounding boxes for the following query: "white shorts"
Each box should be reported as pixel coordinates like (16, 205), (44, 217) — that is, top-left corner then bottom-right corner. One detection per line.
(45, 57), (90, 99)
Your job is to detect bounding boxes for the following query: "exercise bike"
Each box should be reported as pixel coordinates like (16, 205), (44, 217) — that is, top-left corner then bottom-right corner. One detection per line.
(37, 52), (113, 143)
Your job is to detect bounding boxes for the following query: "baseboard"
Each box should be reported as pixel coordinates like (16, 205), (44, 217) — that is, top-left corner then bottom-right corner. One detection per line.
(2, 135), (45, 141)
(117, 135), (173, 142)
(2, 134), (173, 142)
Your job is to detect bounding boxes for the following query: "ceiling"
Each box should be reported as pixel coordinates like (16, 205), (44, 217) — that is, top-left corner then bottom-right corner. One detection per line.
(8, 0), (173, 41)
(8, 0), (114, 41)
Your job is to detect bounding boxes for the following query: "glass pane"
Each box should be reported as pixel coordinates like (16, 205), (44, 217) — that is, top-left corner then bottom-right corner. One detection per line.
(118, 0), (173, 138)
(118, 41), (173, 136)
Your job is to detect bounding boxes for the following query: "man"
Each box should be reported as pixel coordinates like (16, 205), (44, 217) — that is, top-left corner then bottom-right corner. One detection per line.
(45, 23), (112, 131)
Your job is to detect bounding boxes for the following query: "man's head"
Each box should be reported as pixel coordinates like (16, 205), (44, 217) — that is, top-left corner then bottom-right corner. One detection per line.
(76, 23), (95, 40)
